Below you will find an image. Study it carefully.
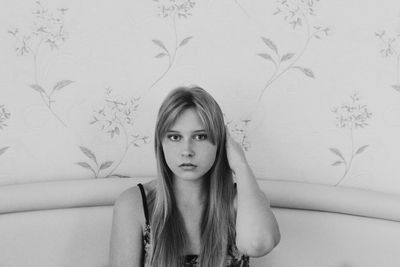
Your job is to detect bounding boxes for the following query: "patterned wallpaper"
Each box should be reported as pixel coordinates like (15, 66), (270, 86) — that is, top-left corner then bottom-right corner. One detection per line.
(1, 0), (400, 195)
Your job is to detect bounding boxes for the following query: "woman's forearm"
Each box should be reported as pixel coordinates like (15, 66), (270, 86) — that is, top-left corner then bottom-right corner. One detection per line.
(234, 163), (281, 257)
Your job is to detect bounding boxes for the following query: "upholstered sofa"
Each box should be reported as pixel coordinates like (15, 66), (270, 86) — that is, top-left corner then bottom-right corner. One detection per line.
(0, 177), (399, 267)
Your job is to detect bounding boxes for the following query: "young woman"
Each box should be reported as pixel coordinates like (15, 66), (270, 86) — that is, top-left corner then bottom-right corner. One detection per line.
(109, 86), (280, 267)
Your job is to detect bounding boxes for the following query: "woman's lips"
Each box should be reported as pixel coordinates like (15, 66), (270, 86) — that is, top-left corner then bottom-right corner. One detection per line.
(179, 163), (197, 170)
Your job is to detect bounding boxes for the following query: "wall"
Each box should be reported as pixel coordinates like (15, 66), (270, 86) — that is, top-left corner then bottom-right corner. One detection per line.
(0, 0), (400, 195)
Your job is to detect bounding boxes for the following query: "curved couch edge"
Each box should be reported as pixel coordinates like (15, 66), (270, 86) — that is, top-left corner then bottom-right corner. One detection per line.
(260, 180), (400, 222)
(0, 177), (151, 215)
(1, 178), (400, 222)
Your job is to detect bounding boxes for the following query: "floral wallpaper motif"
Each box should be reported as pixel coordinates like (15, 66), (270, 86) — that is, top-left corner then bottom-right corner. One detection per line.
(148, 0), (195, 90)
(81, 88), (149, 178)
(1, 0), (400, 195)
(226, 116), (251, 151)
(375, 29), (400, 91)
(0, 105), (11, 131)
(234, 0), (251, 19)
(8, 1), (73, 127)
(257, 0), (329, 100)
(330, 93), (372, 186)
(0, 105), (11, 158)
(75, 145), (114, 178)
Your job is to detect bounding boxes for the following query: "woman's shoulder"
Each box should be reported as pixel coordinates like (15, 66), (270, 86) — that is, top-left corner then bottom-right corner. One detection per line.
(140, 179), (158, 196)
(113, 179), (157, 228)
(116, 179), (157, 203)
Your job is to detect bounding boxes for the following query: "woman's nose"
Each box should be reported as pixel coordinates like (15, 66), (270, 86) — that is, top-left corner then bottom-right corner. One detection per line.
(181, 140), (194, 157)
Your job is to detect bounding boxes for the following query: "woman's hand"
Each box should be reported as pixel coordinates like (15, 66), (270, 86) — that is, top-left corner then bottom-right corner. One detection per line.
(225, 128), (249, 175)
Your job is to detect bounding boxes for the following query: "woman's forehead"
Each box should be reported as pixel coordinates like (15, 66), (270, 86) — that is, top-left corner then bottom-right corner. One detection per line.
(168, 108), (205, 132)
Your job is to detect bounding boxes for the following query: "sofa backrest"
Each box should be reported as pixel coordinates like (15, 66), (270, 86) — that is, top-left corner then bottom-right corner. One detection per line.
(1, 178), (400, 267)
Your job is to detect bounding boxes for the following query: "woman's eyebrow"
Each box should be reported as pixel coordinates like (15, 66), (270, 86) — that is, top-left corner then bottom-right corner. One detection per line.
(166, 129), (206, 133)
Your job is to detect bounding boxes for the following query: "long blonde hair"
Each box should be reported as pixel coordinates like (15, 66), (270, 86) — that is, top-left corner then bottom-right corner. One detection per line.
(149, 86), (236, 267)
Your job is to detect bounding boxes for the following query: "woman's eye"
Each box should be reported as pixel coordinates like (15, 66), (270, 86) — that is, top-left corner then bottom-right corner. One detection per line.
(167, 134), (181, 141)
(194, 134), (207, 141)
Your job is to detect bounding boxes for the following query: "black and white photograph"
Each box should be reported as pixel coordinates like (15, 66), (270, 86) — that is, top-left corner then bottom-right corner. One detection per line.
(1, 0), (400, 266)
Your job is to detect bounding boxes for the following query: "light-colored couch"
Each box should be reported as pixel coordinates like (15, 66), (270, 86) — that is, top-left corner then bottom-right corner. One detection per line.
(0, 177), (400, 267)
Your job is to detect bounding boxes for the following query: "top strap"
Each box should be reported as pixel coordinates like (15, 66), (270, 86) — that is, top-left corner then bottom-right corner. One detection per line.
(137, 183), (150, 225)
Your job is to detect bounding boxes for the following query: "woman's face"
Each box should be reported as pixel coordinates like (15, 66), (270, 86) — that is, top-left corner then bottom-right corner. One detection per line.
(162, 108), (217, 182)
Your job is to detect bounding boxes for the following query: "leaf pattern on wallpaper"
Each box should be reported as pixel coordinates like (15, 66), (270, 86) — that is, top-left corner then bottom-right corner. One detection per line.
(234, 0), (251, 18)
(147, 0), (196, 91)
(330, 92), (372, 186)
(8, 1), (73, 127)
(225, 115), (252, 151)
(0, 105), (11, 131)
(75, 146), (114, 178)
(0, 105), (11, 158)
(0, 147), (10, 157)
(375, 30), (400, 91)
(257, 0), (329, 101)
(89, 87), (149, 178)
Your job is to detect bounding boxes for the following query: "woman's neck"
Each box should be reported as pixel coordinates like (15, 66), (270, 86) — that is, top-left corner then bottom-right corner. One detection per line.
(173, 178), (206, 208)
